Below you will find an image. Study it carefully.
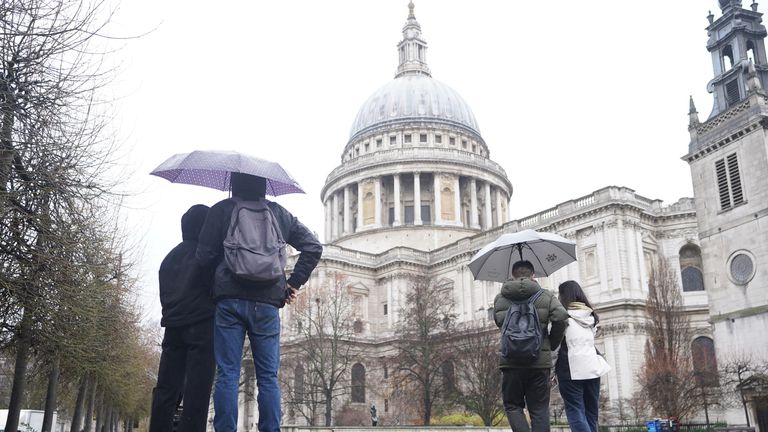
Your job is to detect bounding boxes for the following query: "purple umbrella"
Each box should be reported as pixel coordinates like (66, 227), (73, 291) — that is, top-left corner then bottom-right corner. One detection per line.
(150, 150), (305, 196)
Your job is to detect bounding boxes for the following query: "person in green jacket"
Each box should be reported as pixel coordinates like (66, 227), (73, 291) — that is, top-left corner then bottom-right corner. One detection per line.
(493, 260), (568, 432)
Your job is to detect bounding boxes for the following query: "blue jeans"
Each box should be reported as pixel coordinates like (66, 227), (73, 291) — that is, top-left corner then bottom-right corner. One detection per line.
(213, 299), (281, 432)
(558, 377), (600, 432)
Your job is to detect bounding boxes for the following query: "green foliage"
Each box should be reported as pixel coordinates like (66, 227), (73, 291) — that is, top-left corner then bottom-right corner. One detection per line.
(431, 411), (506, 426)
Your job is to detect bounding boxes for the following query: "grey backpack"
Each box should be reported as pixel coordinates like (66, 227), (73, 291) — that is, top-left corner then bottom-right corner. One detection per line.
(223, 198), (287, 281)
(500, 289), (544, 362)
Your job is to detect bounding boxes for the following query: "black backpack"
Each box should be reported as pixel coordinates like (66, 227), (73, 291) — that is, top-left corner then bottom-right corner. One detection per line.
(500, 289), (544, 362)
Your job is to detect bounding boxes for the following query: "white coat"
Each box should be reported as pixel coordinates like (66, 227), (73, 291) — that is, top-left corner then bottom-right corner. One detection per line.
(563, 307), (611, 380)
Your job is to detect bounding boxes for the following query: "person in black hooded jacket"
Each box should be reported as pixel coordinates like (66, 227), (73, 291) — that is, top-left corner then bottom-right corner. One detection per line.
(149, 204), (216, 432)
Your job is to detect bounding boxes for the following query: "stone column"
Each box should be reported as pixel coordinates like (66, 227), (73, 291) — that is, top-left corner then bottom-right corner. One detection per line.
(324, 199), (331, 243)
(433, 173), (442, 225)
(357, 180), (364, 231)
(496, 189), (504, 225)
(470, 178), (480, 228)
(374, 176), (382, 227)
(343, 186), (351, 234)
(332, 191), (339, 239)
(484, 182), (492, 228)
(393, 174), (402, 226)
(414, 172), (422, 225)
(453, 175), (461, 224)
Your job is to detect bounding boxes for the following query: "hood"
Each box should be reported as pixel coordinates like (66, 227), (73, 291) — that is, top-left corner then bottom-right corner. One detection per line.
(567, 302), (595, 328)
(181, 204), (210, 241)
(501, 277), (542, 301)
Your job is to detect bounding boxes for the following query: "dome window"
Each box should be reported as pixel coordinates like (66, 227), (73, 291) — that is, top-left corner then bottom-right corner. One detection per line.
(376, 138), (382, 148)
(449, 137), (455, 146)
(404, 134), (412, 144)
(435, 134), (442, 144)
(462, 139), (467, 149)
(390, 135), (397, 146)
(472, 144), (477, 152)
(364, 142), (370, 152)
(420, 133), (427, 143)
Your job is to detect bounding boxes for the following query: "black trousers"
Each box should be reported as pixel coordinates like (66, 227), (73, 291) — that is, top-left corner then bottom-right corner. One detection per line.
(149, 318), (215, 432)
(502, 368), (551, 432)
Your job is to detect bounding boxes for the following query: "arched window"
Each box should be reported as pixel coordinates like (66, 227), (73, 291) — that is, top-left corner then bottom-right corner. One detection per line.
(680, 244), (705, 292)
(723, 45), (735, 70)
(747, 40), (758, 63)
(692, 337), (718, 387)
(442, 360), (456, 393)
(351, 363), (366, 403)
(294, 365), (305, 400)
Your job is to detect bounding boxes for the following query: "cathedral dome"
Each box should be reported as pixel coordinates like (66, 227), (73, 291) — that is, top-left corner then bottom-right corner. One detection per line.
(349, 74), (480, 140)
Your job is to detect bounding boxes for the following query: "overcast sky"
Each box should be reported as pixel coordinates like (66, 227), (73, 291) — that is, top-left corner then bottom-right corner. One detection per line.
(106, 0), (723, 321)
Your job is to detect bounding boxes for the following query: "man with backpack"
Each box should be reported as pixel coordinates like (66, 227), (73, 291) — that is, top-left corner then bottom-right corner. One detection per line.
(493, 260), (568, 432)
(196, 173), (323, 432)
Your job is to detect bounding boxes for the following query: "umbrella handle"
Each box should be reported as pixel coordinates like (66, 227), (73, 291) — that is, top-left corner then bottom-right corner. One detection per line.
(518, 244), (524, 261)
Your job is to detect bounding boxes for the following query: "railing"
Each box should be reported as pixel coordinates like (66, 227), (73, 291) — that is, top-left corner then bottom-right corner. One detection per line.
(324, 147), (510, 186)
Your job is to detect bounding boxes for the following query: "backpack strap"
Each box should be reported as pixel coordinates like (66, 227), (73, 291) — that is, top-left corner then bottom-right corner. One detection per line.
(528, 288), (544, 305)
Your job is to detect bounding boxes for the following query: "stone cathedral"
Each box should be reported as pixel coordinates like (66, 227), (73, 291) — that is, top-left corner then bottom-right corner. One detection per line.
(231, 1), (768, 430)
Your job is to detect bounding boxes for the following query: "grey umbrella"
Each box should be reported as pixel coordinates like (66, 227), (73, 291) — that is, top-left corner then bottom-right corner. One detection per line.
(150, 150), (304, 196)
(468, 229), (577, 282)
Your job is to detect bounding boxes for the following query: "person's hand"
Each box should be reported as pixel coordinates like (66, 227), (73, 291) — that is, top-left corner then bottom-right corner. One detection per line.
(285, 286), (300, 305)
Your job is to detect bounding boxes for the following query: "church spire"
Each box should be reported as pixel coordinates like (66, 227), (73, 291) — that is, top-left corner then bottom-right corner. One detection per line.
(689, 96), (700, 129)
(395, 2), (431, 78)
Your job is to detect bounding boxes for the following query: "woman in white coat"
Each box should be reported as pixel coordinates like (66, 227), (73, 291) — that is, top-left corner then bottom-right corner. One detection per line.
(554, 281), (611, 432)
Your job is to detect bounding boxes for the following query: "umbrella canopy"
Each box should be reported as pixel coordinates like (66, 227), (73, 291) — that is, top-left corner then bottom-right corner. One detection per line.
(150, 150), (304, 196)
(468, 229), (577, 282)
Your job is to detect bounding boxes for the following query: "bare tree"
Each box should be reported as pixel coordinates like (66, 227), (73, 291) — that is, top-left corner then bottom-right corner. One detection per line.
(454, 320), (504, 426)
(393, 275), (457, 425)
(639, 258), (698, 420)
(282, 272), (356, 426)
(0, 0), (132, 429)
(720, 354), (768, 427)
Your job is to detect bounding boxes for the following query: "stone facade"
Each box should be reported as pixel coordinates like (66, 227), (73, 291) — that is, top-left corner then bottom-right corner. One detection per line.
(685, 1), (768, 427)
(224, 3), (768, 429)
(262, 4), (714, 426)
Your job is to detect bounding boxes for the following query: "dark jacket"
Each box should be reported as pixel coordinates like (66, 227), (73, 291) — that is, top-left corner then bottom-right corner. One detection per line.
(159, 205), (215, 327)
(493, 277), (568, 369)
(196, 197), (323, 308)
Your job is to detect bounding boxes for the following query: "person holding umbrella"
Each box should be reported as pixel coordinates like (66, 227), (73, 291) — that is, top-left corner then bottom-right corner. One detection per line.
(151, 151), (322, 432)
(492, 260), (568, 432)
(196, 172), (322, 432)
(469, 230), (574, 432)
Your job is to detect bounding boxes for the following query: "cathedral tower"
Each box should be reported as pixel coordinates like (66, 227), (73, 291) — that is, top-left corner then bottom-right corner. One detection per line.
(685, 0), (768, 366)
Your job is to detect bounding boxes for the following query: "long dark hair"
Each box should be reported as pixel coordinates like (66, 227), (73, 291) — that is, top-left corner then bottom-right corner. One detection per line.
(558, 280), (599, 324)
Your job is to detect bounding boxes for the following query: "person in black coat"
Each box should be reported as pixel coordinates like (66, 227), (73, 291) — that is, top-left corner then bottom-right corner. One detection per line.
(149, 204), (216, 432)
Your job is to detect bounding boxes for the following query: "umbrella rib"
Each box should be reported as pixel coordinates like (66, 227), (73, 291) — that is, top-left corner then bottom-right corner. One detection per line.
(526, 242), (550, 277)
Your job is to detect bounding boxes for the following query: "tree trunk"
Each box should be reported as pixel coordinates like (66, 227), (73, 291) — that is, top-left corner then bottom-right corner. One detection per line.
(95, 391), (105, 432)
(742, 394), (751, 427)
(5, 308), (33, 432)
(84, 380), (97, 432)
(324, 388), (332, 426)
(423, 389), (431, 426)
(0, 60), (17, 196)
(71, 374), (89, 432)
(42, 356), (61, 432)
(105, 403), (113, 432)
